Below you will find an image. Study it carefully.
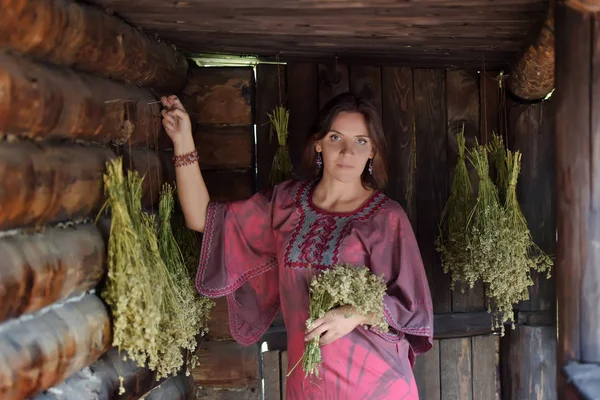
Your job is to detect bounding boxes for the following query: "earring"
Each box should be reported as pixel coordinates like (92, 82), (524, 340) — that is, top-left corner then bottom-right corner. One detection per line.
(316, 152), (323, 169)
(368, 159), (373, 175)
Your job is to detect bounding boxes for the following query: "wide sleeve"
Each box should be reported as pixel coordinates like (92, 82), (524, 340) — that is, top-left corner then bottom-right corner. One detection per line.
(368, 205), (434, 365)
(195, 188), (280, 346)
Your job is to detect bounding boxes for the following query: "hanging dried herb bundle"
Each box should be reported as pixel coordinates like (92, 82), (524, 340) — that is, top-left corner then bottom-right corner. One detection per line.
(157, 183), (214, 377)
(297, 264), (388, 378)
(268, 105), (293, 186)
(487, 134), (509, 205)
(174, 212), (201, 280)
(100, 158), (163, 393)
(436, 127), (475, 291)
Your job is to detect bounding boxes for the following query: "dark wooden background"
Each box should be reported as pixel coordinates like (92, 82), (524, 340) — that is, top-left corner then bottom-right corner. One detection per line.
(183, 63), (557, 400)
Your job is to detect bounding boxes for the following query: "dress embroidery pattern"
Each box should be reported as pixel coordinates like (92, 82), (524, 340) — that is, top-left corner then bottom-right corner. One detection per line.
(284, 181), (388, 269)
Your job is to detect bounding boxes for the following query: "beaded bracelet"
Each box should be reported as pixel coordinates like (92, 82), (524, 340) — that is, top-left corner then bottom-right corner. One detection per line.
(173, 149), (199, 168)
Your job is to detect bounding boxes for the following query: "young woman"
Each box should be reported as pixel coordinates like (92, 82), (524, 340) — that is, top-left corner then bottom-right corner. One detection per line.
(161, 92), (433, 399)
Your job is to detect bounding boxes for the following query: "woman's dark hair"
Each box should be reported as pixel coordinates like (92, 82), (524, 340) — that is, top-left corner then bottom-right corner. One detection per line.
(303, 92), (388, 190)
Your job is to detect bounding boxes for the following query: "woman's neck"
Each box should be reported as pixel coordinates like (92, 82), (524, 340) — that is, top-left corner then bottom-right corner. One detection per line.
(312, 175), (374, 213)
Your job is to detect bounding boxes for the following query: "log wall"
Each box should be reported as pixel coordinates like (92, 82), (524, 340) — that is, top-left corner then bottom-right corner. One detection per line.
(0, 1), (196, 399)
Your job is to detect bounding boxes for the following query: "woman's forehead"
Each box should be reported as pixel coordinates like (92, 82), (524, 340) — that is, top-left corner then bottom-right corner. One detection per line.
(330, 112), (369, 136)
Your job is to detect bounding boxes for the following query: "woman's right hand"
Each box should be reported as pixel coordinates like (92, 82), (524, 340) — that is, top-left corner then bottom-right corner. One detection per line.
(160, 95), (192, 147)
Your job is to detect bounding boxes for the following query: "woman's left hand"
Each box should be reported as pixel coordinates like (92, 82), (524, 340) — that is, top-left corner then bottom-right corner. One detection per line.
(304, 305), (368, 346)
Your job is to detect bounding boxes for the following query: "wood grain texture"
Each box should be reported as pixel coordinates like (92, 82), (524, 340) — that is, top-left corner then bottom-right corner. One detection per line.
(256, 64), (286, 191)
(501, 325), (557, 400)
(440, 338), (473, 400)
(85, 0), (547, 68)
(192, 340), (259, 388)
(0, 0), (188, 92)
(446, 69), (485, 313)
(472, 335), (500, 400)
(0, 52), (162, 145)
(206, 298), (232, 341)
(32, 347), (162, 400)
(349, 66), (383, 116)
(414, 340), (441, 400)
(507, 99), (556, 312)
(382, 67), (417, 225)
(414, 68), (452, 313)
(262, 351), (281, 400)
(181, 67), (254, 125)
(161, 125), (253, 170)
(0, 295), (112, 400)
(286, 63), (319, 179)
(0, 142), (114, 230)
(280, 351), (288, 399)
(0, 223), (105, 323)
(318, 62), (350, 109)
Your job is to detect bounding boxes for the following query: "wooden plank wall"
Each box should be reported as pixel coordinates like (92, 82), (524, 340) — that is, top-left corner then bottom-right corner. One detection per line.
(245, 63), (555, 400)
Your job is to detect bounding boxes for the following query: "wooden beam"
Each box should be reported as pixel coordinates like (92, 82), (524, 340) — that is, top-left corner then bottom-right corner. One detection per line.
(507, 9), (555, 101)
(0, 223), (105, 324)
(0, 0), (188, 92)
(0, 294), (112, 399)
(192, 340), (259, 389)
(0, 52), (162, 145)
(32, 347), (161, 400)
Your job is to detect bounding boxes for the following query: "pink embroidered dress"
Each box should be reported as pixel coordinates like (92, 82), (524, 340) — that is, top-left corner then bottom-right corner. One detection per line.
(196, 179), (433, 399)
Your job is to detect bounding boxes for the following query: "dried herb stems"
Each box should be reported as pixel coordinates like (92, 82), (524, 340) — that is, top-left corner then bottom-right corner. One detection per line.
(436, 133), (552, 334)
(267, 105), (293, 186)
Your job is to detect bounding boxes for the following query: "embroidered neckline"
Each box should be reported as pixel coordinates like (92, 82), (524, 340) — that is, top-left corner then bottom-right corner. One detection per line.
(307, 180), (382, 217)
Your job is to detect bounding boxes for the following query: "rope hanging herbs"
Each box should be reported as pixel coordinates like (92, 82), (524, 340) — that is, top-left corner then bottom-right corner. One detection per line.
(290, 264), (388, 378)
(268, 104), (293, 186)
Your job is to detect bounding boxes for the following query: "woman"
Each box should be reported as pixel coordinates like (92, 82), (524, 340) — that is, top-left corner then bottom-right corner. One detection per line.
(161, 92), (433, 399)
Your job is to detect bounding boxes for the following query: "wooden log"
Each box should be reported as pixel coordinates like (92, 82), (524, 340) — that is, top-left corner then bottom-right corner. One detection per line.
(507, 9), (554, 101)
(120, 147), (165, 209)
(0, 142), (169, 230)
(181, 67), (254, 125)
(0, 294), (112, 400)
(32, 347), (161, 400)
(192, 340), (259, 389)
(0, 52), (162, 145)
(145, 372), (195, 400)
(0, 223), (105, 323)
(0, 142), (114, 230)
(0, 0), (188, 92)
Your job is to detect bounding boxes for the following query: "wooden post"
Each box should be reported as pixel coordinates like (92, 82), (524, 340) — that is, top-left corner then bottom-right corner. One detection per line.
(555, 0), (600, 398)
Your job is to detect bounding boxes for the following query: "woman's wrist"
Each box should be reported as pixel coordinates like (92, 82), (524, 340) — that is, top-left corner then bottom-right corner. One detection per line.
(173, 134), (196, 155)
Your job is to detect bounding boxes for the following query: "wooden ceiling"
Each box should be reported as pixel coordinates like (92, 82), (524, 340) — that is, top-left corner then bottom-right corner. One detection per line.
(84, 0), (549, 68)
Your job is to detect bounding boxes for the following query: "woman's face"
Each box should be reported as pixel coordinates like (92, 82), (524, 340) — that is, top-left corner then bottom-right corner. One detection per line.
(315, 111), (374, 184)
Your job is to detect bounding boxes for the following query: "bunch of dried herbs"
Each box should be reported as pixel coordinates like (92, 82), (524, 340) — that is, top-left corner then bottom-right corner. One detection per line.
(100, 158), (163, 393)
(436, 127), (475, 291)
(157, 183), (214, 377)
(298, 264), (388, 378)
(267, 105), (293, 186)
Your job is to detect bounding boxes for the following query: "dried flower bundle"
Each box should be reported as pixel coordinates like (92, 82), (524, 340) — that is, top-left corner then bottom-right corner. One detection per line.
(267, 105), (293, 186)
(300, 264), (387, 378)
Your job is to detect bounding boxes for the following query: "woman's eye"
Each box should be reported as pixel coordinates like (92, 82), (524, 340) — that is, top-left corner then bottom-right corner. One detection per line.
(330, 134), (340, 141)
(357, 138), (368, 145)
